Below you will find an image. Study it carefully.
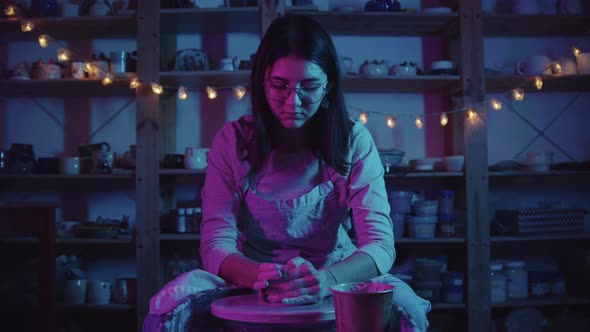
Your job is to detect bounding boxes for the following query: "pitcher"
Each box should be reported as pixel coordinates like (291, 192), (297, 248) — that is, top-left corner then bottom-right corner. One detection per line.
(184, 147), (209, 169)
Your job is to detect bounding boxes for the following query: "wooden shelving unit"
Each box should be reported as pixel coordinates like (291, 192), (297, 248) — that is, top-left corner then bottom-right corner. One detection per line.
(0, 78), (136, 97)
(491, 234), (590, 242)
(3, 2), (589, 332)
(289, 10), (459, 36)
(0, 15), (137, 42)
(486, 75), (590, 93)
(160, 7), (260, 34)
(482, 14), (590, 36)
(491, 296), (590, 308)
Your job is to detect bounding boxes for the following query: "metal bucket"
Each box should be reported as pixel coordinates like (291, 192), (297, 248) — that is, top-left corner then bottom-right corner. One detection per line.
(330, 282), (394, 332)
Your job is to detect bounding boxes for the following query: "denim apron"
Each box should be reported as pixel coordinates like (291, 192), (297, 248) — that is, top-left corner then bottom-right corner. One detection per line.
(238, 158), (357, 269)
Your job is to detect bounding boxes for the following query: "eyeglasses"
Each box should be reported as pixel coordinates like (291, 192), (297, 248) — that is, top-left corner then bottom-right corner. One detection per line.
(264, 80), (329, 105)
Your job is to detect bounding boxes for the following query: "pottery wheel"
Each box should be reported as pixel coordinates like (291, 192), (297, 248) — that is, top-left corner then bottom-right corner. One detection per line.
(211, 294), (335, 324)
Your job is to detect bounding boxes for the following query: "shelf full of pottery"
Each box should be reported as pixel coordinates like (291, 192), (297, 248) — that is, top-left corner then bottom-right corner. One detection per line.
(387, 189), (464, 241)
(0, 142), (136, 177)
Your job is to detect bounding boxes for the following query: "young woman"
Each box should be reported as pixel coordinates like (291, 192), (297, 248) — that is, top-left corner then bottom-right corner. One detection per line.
(150, 13), (430, 331)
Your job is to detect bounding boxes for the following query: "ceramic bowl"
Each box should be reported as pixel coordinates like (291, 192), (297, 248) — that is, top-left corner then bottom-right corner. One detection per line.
(444, 155), (464, 172)
(414, 200), (439, 216)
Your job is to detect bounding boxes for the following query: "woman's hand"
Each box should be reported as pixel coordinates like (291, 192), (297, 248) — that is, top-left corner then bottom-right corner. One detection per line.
(252, 262), (283, 291)
(264, 257), (336, 305)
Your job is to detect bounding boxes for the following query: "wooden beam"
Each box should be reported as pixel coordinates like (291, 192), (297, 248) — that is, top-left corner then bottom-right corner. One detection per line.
(457, 1), (491, 332)
(135, 0), (160, 329)
(260, 0), (285, 36)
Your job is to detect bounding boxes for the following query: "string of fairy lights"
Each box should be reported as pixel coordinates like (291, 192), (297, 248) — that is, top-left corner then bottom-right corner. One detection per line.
(4, 3), (586, 130)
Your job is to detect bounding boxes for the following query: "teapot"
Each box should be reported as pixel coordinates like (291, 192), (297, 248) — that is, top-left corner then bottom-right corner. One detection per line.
(360, 59), (389, 76)
(364, 0), (401, 12)
(184, 147), (209, 170)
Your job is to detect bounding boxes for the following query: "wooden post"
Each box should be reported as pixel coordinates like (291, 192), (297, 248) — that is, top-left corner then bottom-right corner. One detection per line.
(260, 0), (285, 36)
(457, 1), (491, 331)
(136, 0), (160, 329)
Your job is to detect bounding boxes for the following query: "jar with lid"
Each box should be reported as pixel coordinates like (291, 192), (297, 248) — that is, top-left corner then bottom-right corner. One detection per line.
(438, 213), (455, 237)
(185, 208), (195, 232)
(490, 262), (507, 303)
(438, 190), (454, 215)
(176, 208), (186, 233)
(504, 260), (528, 299)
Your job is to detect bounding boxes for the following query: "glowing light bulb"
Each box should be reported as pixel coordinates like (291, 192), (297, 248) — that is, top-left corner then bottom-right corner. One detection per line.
(467, 108), (477, 120)
(490, 98), (502, 111)
(512, 88), (525, 101)
(359, 112), (368, 125)
(415, 115), (423, 129)
(534, 76), (543, 90)
(233, 85), (247, 100)
(130, 77), (140, 89)
(552, 62), (562, 75)
(83, 62), (94, 73)
(178, 86), (188, 100)
(206, 86), (217, 99)
(573, 46), (581, 57)
(386, 115), (396, 128)
(57, 48), (71, 62)
(440, 112), (448, 126)
(4, 5), (16, 17)
(38, 34), (50, 48)
(21, 21), (34, 32)
(101, 73), (114, 86)
(151, 82), (163, 95)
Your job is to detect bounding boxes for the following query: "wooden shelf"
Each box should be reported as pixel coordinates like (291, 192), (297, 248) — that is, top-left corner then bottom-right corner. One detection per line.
(0, 174), (134, 181)
(489, 170), (590, 177)
(159, 169), (206, 176)
(0, 78), (136, 97)
(0, 15), (136, 42)
(396, 237), (464, 244)
(0, 235), (133, 244)
(483, 14), (590, 36)
(58, 303), (135, 311)
(432, 303), (466, 310)
(160, 233), (200, 241)
(385, 171), (463, 178)
(491, 234), (590, 242)
(160, 8), (260, 34)
(160, 71), (460, 94)
(292, 10), (458, 36)
(343, 75), (461, 93)
(491, 296), (590, 308)
(159, 70), (250, 90)
(486, 75), (590, 93)
(489, 170), (590, 185)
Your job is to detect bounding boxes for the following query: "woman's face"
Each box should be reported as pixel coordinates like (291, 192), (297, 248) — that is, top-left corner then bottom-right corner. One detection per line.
(264, 56), (329, 129)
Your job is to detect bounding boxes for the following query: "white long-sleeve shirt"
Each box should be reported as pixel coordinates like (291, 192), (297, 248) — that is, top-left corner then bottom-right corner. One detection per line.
(200, 115), (395, 276)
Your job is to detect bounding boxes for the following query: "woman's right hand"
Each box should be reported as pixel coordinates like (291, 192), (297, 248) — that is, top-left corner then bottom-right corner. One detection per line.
(252, 262), (283, 291)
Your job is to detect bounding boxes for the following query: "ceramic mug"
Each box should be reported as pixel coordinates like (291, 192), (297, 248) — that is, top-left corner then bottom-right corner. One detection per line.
(391, 64), (417, 76)
(556, 57), (578, 75)
(71, 62), (85, 79)
(65, 279), (87, 304)
(87, 280), (111, 304)
(338, 56), (353, 74)
(184, 147), (209, 169)
(513, 0), (542, 14)
(62, 156), (80, 175)
(516, 55), (552, 75)
(576, 52), (590, 75)
(60, 3), (79, 17)
(217, 57), (240, 71)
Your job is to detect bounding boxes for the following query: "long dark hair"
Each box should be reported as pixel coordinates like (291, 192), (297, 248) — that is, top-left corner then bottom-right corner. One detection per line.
(248, 13), (354, 178)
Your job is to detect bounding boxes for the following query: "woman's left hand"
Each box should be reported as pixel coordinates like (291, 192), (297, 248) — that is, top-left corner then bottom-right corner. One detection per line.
(264, 257), (336, 305)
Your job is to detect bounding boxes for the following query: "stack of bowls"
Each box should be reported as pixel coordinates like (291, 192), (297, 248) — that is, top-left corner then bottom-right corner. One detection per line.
(407, 199), (438, 238)
(378, 148), (405, 172)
